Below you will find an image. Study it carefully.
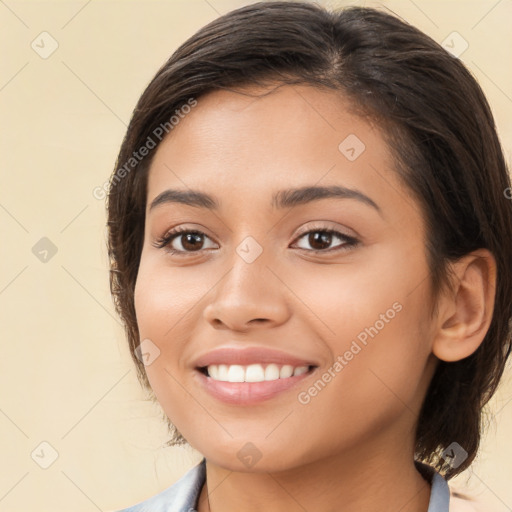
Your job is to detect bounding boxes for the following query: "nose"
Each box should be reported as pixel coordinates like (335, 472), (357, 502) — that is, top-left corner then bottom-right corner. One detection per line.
(202, 249), (291, 332)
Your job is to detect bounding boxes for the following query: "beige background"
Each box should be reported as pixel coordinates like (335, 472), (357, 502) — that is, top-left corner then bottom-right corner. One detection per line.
(1, 0), (511, 511)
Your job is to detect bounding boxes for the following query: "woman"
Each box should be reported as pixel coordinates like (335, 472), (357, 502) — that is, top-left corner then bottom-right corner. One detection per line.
(107, 2), (512, 511)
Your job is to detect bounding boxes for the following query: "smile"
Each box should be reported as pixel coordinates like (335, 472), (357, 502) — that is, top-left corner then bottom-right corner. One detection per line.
(199, 363), (314, 382)
(194, 364), (318, 405)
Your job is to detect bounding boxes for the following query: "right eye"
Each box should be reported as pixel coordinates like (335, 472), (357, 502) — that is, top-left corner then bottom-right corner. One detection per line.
(153, 227), (218, 255)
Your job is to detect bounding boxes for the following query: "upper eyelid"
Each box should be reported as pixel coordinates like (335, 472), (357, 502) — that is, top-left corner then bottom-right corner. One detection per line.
(161, 224), (352, 239)
(293, 222), (357, 239)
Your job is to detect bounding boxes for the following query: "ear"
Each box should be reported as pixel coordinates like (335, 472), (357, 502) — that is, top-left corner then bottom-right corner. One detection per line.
(432, 249), (497, 362)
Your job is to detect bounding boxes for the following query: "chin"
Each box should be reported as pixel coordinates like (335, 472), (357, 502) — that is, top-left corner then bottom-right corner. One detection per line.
(197, 441), (299, 473)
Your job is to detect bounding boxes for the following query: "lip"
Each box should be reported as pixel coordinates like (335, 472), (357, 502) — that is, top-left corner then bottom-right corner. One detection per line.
(192, 346), (319, 369)
(191, 346), (319, 405)
(193, 365), (318, 405)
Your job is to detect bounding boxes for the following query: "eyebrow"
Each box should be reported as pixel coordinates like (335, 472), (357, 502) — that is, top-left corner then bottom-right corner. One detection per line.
(149, 185), (381, 214)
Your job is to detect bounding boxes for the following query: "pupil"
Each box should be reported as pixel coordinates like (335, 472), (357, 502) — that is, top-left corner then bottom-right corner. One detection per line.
(309, 231), (331, 250)
(182, 233), (203, 251)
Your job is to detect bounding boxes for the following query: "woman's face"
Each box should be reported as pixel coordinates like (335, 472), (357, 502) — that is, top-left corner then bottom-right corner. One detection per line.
(134, 84), (439, 472)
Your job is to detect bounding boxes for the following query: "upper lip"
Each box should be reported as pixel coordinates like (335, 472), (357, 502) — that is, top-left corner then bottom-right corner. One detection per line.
(193, 346), (319, 369)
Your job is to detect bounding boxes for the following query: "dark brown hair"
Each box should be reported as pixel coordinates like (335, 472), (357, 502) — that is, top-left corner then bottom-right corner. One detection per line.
(107, 1), (512, 479)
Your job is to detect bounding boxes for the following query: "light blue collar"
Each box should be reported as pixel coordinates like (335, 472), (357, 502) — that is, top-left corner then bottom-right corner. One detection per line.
(416, 461), (451, 512)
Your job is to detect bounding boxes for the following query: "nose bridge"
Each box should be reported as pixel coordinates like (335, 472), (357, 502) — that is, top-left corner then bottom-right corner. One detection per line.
(203, 234), (290, 329)
(226, 235), (269, 299)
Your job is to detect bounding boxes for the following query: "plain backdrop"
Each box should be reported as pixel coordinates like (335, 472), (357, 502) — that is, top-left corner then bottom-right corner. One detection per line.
(1, 1), (511, 511)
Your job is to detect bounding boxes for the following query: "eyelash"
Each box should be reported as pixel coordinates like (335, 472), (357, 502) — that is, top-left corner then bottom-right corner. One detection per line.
(153, 225), (359, 256)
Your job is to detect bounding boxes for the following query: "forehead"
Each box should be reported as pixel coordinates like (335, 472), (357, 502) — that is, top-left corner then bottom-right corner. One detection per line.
(146, 84), (414, 218)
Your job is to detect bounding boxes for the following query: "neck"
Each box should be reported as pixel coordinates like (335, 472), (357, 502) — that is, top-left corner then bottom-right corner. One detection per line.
(197, 437), (431, 512)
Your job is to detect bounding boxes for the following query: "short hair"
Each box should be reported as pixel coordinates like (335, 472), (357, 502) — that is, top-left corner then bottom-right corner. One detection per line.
(106, 1), (512, 479)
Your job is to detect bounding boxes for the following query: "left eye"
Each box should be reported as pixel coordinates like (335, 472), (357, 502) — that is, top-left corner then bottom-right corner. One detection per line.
(292, 229), (358, 252)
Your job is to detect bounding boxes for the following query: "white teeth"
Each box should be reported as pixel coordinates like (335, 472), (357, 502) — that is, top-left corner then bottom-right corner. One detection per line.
(208, 364), (219, 380)
(205, 363), (311, 383)
(280, 365), (294, 378)
(293, 366), (309, 376)
(245, 364), (265, 382)
(227, 365), (245, 382)
(265, 363), (280, 381)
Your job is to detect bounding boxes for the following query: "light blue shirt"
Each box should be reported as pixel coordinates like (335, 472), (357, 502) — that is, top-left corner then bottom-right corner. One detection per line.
(116, 458), (450, 512)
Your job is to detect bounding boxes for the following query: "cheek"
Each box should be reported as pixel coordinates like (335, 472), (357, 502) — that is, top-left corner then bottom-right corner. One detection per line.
(291, 244), (433, 410)
(288, 297), (431, 459)
(133, 255), (222, 404)
(134, 256), (211, 340)
(133, 260), (192, 423)
(291, 240), (427, 343)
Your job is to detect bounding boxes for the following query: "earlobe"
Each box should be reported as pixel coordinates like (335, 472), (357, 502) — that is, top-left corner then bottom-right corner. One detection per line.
(432, 249), (497, 363)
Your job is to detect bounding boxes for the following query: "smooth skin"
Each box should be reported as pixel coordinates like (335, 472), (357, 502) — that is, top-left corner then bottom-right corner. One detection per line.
(133, 84), (496, 512)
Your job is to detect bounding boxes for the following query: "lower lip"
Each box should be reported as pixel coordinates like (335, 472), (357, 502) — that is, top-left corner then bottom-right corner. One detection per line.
(194, 367), (317, 405)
